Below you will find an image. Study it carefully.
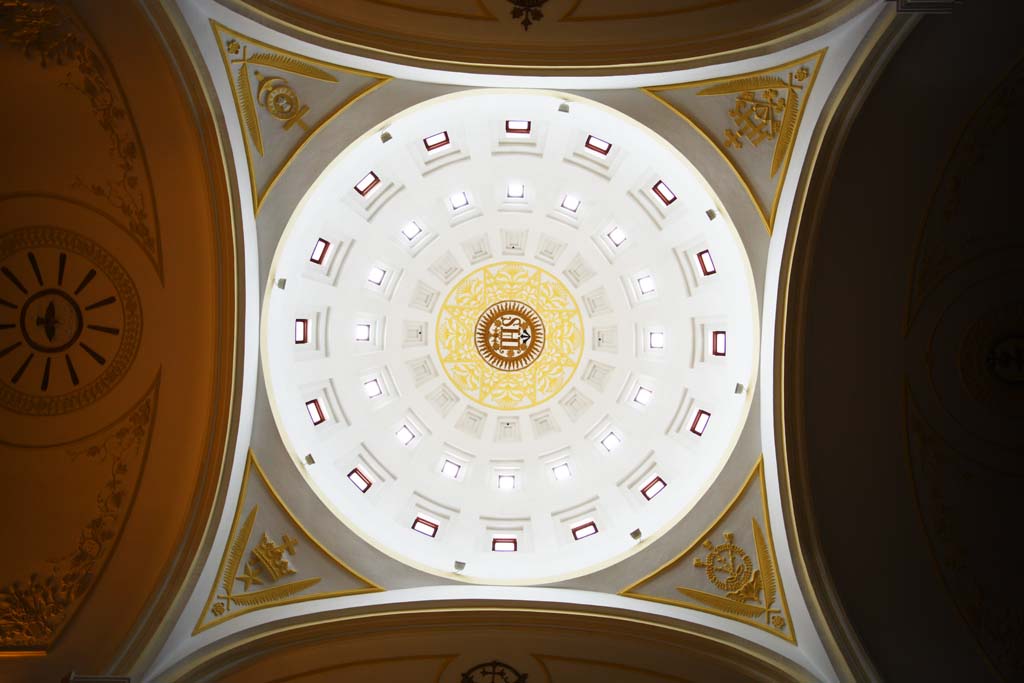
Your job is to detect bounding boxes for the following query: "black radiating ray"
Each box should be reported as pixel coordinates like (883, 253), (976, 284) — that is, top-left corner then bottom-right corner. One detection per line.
(74, 268), (97, 295)
(0, 324), (14, 331)
(58, 253), (67, 286)
(1, 267), (27, 294)
(85, 296), (116, 311)
(79, 342), (106, 365)
(41, 357), (51, 391)
(11, 353), (34, 384)
(87, 325), (120, 335)
(27, 252), (44, 286)
(65, 353), (79, 386)
(0, 299), (16, 309)
(0, 341), (22, 358)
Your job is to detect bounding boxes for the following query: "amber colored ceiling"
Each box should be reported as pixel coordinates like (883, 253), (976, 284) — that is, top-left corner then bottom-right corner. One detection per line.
(231, 0), (866, 71)
(0, 1), (238, 680)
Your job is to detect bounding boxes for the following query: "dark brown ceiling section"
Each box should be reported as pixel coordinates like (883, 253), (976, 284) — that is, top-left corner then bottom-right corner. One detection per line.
(0, 1), (239, 680)
(784, 3), (1023, 681)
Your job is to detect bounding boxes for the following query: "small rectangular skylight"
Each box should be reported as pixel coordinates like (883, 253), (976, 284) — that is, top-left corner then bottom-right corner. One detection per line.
(305, 399), (326, 425)
(401, 221), (423, 241)
(641, 476), (666, 500)
(712, 331), (727, 356)
(648, 331), (665, 349)
(363, 379), (383, 398)
(506, 119), (531, 135)
(585, 135), (612, 155)
(347, 467), (372, 493)
(396, 425), (416, 445)
(354, 171), (380, 196)
(696, 250), (717, 276)
(571, 521), (599, 540)
(354, 323), (372, 341)
(652, 180), (677, 205)
(497, 473), (516, 490)
(449, 191), (470, 210)
(637, 275), (656, 295)
(412, 517), (438, 537)
(633, 386), (653, 405)
(552, 463), (572, 481)
(294, 319), (309, 344)
(691, 409), (711, 436)
(310, 238), (330, 264)
(423, 131), (450, 151)
(600, 432), (622, 451)
(367, 266), (387, 286)
(492, 537), (518, 552)
(561, 195), (581, 213)
(441, 459), (461, 478)
(607, 226), (627, 247)
(506, 182), (525, 199)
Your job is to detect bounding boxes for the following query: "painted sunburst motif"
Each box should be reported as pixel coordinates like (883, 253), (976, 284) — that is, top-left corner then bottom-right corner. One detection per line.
(436, 262), (582, 410)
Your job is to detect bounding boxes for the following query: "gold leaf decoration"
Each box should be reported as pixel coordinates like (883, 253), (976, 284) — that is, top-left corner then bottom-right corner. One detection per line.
(620, 457), (795, 643)
(234, 64), (263, 156)
(221, 505), (256, 596)
(676, 587), (767, 620)
(770, 93), (800, 178)
(752, 518), (777, 610)
(193, 451), (381, 634)
(226, 577), (321, 608)
(245, 52), (336, 81)
(696, 75), (788, 97)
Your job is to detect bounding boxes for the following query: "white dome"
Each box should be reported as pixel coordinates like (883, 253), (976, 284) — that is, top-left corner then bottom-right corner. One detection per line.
(261, 90), (759, 584)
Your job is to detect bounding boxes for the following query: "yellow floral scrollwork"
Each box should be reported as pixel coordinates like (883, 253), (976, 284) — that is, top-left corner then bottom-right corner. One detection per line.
(436, 262), (583, 410)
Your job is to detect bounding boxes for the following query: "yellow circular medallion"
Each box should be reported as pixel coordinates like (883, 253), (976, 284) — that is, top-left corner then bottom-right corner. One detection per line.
(436, 262), (583, 410)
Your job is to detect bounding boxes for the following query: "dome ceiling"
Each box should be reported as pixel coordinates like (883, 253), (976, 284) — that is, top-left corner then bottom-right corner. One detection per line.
(262, 91), (759, 583)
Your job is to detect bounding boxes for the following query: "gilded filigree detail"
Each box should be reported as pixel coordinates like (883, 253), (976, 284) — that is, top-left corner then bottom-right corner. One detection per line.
(679, 521), (787, 633)
(194, 452), (381, 634)
(0, 379), (158, 650)
(207, 505), (320, 622)
(224, 41), (335, 156)
(0, 0), (161, 276)
(436, 262), (583, 410)
(621, 458), (795, 642)
(698, 65), (811, 178)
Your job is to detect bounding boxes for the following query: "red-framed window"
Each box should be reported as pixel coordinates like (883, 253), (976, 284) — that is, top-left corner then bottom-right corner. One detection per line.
(412, 516), (439, 537)
(423, 131), (450, 151)
(696, 249), (717, 276)
(641, 476), (667, 500)
(347, 467), (372, 493)
(294, 319), (309, 344)
(354, 171), (381, 196)
(690, 409), (711, 436)
(585, 135), (612, 155)
(505, 119), (531, 135)
(305, 399), (326, 425)
(309, 238), (330, 264)
(652, 180), (677, 205)
(712, 331), (727, 356)
(571, 520), (599, 540)
(492, 537), (518, 552)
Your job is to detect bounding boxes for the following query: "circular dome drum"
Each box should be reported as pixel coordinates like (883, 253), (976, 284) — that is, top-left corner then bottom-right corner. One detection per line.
(262, 90), (759, 584)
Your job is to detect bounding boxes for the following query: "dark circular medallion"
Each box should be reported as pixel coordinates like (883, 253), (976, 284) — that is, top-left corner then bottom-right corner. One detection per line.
(19, 288), (84, 353)
(474, 300), (544, 372)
